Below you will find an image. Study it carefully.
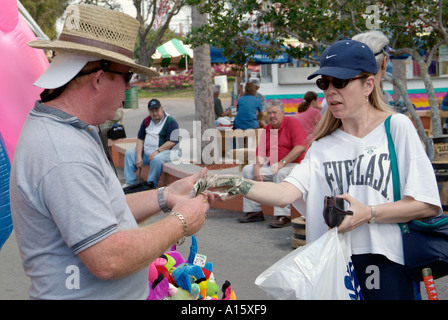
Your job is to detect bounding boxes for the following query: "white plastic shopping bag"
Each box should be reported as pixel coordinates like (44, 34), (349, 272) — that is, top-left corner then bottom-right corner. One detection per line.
(255, 228), (363, 300)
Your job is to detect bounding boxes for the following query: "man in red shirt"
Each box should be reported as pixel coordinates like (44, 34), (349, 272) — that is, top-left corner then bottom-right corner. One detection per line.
(237, 99), (307, 227)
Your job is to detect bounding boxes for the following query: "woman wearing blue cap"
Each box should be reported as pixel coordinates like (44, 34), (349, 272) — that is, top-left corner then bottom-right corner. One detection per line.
(221, 40), (441, 299)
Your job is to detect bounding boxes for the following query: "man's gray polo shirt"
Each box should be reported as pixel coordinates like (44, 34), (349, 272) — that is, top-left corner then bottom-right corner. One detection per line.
(10, 102), (149, 299)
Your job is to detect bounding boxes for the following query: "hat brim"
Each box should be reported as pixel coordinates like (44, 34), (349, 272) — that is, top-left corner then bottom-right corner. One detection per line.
(28, 39), (159, 78)
(34, 53), (100, 89)
(307, 66), (362, 80)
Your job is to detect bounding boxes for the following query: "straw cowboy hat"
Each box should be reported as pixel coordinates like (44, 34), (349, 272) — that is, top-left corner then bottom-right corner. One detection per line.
(28, 3), (158, 88)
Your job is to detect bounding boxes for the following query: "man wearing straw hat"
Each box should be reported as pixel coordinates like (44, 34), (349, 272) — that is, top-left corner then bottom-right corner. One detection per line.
(9, 4), (212, 299)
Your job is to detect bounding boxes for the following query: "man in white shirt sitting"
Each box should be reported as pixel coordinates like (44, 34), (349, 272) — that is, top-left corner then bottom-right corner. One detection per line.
(123, 99), (180, 189)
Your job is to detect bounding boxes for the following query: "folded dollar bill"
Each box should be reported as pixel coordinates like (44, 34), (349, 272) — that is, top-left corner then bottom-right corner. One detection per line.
(193, 173), (253, 197)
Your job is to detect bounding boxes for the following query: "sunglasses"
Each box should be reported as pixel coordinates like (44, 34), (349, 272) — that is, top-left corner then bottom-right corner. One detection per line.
(322, 195), (353, 228)
(75, 60), (133, 84)
(316, 76), (365, 91)
(106, 70), (133, 84)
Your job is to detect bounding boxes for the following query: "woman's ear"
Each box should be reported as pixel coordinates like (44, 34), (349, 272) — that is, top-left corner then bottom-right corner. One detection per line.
(364, 76), (375, 97)
(381, 56), (387, 71)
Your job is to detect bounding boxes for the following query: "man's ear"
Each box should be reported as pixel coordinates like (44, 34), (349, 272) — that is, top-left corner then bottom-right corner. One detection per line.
(90, 70), (104, 90)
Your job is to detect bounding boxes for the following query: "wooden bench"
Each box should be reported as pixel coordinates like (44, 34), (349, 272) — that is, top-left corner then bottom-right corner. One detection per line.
(425, 110), (448, 136)
(108, 138), (151, 181)
(108, 138), (137, 168)
(218, 128), (263, 171)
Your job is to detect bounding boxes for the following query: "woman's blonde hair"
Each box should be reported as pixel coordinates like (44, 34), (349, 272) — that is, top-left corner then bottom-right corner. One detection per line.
(312, 73), (393, 142)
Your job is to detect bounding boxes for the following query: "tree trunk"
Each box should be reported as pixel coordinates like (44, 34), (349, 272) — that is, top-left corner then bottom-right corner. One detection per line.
(394, 79), (427, 140)
(416, 59), (443, 138)
(392, 59), (407, 105)
(191, 6), (217, 164)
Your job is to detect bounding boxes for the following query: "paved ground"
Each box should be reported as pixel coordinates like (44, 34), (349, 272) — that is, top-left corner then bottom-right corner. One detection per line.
(2, 97), (448, 300)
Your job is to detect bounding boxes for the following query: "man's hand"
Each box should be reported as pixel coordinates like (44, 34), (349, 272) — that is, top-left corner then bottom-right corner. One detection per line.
(148, 150), (158, 162)
(253, 164), (264, 181)
(136, 154), (143, 169)
(171, 193), (212, 236)
(164, 168), (211, 209)
(269, 162), (281, 175)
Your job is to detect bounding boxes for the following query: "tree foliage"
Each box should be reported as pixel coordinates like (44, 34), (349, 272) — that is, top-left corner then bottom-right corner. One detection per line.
(21, 0), (70, 39)
(186, 1), (444, 61)
(186, 0), (448, 140)
(21, 0), (123, 40)
(134, 0), (187, 70)
(78, 0), (122, 10)
(185, 0), (378, 63)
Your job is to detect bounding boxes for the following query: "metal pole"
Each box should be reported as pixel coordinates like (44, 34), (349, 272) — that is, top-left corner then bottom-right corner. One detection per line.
(422, 268), (439, 300)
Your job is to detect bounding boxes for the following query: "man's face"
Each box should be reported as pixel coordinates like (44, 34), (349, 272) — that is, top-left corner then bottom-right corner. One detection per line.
(267, 105), (284, 129)
(149, 106), (164, 123)
(91, 62), (131, 125)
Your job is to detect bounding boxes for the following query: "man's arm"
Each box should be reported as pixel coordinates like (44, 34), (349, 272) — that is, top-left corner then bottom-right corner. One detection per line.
(126, 169), (205, 222)
(280, 145), (306, 165)
(157, 141), (176, 152)
(135, 118), (147, 167)
(148, 140), (176, 161)
(270, 145), (306, 174)
(80, 169), (213, 280)
(78, 193), (211, 280)
(135, 139), (144, 168)
(253, 155), (266, 181)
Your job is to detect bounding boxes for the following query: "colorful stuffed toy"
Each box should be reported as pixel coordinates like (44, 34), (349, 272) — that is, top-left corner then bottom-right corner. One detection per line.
(169, 283), (199, 300)
(147, 236), (236, 300)
(165, 245), (188, 268)
(206, 278), (219, 299)
(171, 263), (206, 294)
(187, 236), (198, 264)
(147, 263), (170, 300)
(221, 280), (237, 300)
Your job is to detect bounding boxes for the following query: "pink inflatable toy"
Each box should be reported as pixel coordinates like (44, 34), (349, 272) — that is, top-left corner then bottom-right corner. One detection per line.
(0, 0), (49, 159)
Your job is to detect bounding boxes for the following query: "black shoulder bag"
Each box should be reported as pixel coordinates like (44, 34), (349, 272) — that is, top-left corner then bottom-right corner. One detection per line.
(386, 115), (448, 282)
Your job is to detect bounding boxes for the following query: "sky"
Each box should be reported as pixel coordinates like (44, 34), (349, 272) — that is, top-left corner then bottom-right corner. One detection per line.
(117, 0), (191, 35)
(117, 0), (136, 16)
(54, 1), (191, 36)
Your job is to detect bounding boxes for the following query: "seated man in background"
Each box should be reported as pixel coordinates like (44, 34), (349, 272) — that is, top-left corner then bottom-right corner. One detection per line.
(237, 99), (307, 228)
(213, 84), (231, 121)
(123, 98), (180, 189)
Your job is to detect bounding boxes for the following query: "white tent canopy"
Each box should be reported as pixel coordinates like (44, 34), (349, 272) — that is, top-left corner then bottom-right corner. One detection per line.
(151, 38), (193, 69)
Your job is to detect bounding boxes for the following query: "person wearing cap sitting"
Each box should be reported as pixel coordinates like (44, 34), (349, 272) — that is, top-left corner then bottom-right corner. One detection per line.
(215, 39), (441, 299)
(9, 4), (212, 300)
(123, 98), (180, 189)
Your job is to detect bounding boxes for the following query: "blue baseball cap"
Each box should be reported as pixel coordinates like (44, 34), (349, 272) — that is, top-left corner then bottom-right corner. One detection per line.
(307, 39), (378, 80)
(148, 98), (162, 110)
